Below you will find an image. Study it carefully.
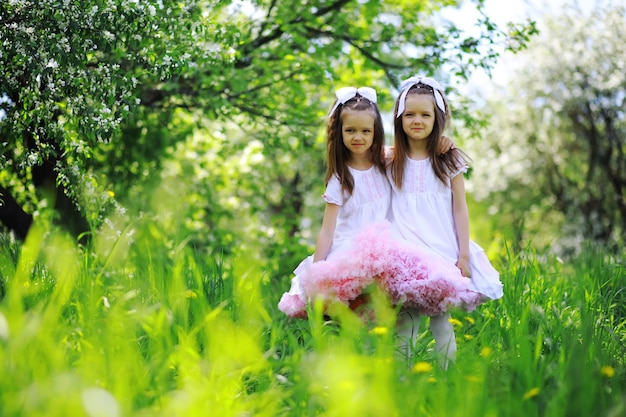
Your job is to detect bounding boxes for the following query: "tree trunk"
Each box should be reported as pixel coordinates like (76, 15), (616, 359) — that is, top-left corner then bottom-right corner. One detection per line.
(0, 186), (33, 240)
(0, 166), (90, 244)
(32, 161), (91, 244)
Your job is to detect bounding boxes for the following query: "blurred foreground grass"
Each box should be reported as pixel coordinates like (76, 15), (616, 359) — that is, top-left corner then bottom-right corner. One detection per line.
(0, 218), (624, 417)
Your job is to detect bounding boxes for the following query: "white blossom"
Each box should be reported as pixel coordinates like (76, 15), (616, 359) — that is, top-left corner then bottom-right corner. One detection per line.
(102, 31), (115, 41)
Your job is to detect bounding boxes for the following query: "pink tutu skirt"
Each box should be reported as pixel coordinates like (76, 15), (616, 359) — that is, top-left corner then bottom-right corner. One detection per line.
(379, 240), (484, 315)
(278, 222), (395, 318)
(278, 222), (487, 318)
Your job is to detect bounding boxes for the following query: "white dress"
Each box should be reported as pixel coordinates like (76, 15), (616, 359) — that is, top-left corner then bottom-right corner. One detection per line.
(278, 165), (392, 317)
(389, 156), (503, 301)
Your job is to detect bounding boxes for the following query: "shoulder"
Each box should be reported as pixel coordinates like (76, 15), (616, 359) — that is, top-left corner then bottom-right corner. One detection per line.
(327, 173), (341, 184)
(441, 149), (469, 179)
(323, 175), (344, 205)
(451, 150), (469, 166)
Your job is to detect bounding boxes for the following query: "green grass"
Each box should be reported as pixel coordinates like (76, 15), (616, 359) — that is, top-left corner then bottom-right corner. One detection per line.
(0, 220), (624, 417)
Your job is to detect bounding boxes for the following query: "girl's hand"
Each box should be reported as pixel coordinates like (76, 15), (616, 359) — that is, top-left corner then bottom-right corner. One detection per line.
(456, 256), (471, 278)
(438, 136), (455, 155)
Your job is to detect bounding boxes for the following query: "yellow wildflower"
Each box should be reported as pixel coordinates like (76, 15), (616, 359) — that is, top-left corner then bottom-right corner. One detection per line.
(107, 190), (115, 198)
(369, 326), (389, 336)
(184, 290), (198, 299)
(600, 366), (615, 378)
(412, 361), (434, 374)
(523, 387), (540, 400)
(465, 316), (475, 324)
(448, 318), (463, 327)
(464, 334), (474, 340)
(479, 347), (493, 357)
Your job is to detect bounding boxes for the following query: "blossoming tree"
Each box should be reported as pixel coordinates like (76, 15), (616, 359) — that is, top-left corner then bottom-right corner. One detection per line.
(0, 0), (535, 246)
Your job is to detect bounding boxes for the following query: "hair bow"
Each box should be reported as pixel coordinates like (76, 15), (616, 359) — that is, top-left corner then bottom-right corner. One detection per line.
(396, 76), (445, 117)
(328, 86), (377, 116)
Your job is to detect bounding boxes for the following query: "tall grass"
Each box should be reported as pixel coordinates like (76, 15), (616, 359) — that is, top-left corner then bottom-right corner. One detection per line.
(0, 220), (624, 417)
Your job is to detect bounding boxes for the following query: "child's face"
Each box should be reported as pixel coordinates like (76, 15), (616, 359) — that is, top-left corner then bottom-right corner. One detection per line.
(401, 94), (435, 142)
(341, 109), (376, 156)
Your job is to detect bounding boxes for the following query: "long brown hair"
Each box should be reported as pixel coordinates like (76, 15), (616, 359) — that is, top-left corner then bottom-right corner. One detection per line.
(390, 83), (469, 188)
(325, 94), (386, 195)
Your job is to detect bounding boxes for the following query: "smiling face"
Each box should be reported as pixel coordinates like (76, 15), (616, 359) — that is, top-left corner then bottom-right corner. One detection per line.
(401, 94), (436, 144)
(341, 108), (376, 157)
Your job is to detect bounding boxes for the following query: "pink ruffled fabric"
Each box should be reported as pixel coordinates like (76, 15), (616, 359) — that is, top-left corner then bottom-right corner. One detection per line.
(380, 241), (484, 315)
(277, 223), (392, 318)
(301, 223), (397, 302)
(278, 221), (485, 318)
(277, 293), (308, 319)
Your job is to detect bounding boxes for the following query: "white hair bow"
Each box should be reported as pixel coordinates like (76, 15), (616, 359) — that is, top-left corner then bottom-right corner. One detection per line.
(328, 86), (377, 117)
(396, 76), (445, 117)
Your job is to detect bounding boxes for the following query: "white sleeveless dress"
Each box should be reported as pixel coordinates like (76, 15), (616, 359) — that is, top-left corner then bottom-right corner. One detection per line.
(388, 156), (503, 302)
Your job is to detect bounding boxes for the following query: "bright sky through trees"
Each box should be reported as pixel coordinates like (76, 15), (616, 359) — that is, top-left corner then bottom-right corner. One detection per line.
(443, 0), (596, 94)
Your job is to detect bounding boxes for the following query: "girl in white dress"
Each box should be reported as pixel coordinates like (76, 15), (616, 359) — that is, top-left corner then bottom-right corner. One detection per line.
(388, 76), (503, 368)
(278, 86), (391, 318)
(278, 85), (479, 329)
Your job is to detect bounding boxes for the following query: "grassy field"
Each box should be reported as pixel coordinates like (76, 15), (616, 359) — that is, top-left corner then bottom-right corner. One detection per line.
(0, 220), (624, 417)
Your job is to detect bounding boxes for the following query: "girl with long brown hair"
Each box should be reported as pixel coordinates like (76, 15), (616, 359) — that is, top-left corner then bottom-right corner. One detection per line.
(278, 87), (390, 318)
(388, 76), (503, 368)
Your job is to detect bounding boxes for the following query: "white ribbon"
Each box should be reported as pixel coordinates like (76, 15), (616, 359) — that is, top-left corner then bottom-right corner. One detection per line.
(396, 76), (445, 117)
(328, 86), (377, 117)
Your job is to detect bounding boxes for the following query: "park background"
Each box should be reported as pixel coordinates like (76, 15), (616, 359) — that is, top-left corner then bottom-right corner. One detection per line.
(1, 0), (624, 416)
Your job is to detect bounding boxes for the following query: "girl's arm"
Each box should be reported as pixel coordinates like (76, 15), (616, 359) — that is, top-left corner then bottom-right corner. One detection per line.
(451, 174), (471, 277)
(313, 203), (340, 262)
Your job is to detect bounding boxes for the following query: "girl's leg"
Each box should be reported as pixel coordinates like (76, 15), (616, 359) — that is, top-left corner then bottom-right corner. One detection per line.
(396, 307), (421, 361)
(430, 312), (457, 370)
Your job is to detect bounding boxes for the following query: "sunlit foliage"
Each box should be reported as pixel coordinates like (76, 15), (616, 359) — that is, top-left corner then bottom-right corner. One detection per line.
(465, 0), (626, 254)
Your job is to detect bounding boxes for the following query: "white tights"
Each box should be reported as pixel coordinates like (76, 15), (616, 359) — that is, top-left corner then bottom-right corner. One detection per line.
(396, 309), (457, 370)
(430, 312), (457, 370)
(396, 307), (421, 360)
